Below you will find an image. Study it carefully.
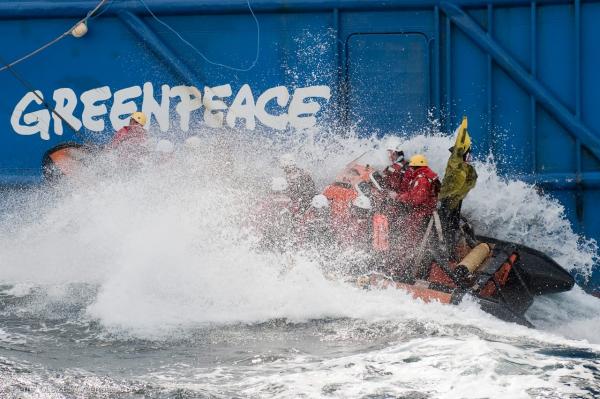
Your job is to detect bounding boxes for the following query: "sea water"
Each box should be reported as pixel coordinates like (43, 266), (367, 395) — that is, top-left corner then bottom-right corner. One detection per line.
(0, 129), (599, 398)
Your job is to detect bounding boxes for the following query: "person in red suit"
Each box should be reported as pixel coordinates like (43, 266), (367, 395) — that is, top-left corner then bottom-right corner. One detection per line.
(382, 145), (409, 193)
(110, 112), (148, 148)
(397, 154), (440, 252)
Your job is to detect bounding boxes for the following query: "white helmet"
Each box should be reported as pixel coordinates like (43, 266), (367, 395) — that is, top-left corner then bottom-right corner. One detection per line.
(311, 194), (329, 209)
(184, 136), (202, 149)
(387, 144), (404, 163)
(279, 153), (296, 168)
(353, 195), (372, 210)
(386, 142), (403, 152)
(387, 145), (404, 154)
(271, 177), (288, 192)
(155, 139), (174, 154)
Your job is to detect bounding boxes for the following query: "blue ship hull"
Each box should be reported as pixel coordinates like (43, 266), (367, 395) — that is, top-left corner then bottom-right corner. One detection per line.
(1, 0), (600, 288)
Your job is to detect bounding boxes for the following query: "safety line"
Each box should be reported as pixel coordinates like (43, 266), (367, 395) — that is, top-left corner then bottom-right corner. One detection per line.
(88, 0), (114, 20)
(137, 0), (261, 72)
(0, 0), (110, 73)
(0, 53), (83, 138)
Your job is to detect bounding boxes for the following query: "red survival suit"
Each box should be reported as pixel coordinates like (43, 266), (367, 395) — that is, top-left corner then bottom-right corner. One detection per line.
(323, 182), (357, 244)
(398, 166), (440, 248)
(383, 159), (409, 193)
(110, 125), (148, 149)
(381, 161), (413, 237)
(109, 124), (149, 170)
(347, 209), (390, 253)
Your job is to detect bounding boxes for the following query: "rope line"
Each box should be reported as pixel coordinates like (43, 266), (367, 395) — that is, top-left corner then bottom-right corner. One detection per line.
(137, 0), (261, 72)
(0, 0), (110, 73)
(0, 53), (83, 138)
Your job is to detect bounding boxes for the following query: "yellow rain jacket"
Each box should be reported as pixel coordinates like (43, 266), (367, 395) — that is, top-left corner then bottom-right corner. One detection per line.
(439, 117), (478, 209)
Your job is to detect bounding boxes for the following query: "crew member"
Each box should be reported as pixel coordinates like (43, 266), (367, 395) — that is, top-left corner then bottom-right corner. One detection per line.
(383, 145), (409, 192)
(110, 112), (148, 149)
(256, 177), (295, 252)
(364, 171), (391, 256)
(397, 154), (440, 251)
(323, 176), (357, 242)
(279, 153), (317, 213)
(346, 195), (372, 249)
(439, 117), (478, 255)
(382, 147), (412, 243)
(298, 194), (333, 248)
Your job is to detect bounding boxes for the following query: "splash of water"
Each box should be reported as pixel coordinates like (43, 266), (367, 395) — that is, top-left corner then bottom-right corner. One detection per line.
(0, 128), (597, 341)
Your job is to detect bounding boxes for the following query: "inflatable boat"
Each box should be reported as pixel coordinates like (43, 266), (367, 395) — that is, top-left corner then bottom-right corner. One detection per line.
(357, 235), (574, 327)
(326, 160), (575, 326)
(43, 137), (575, 327)
(42, 142), (97, 181)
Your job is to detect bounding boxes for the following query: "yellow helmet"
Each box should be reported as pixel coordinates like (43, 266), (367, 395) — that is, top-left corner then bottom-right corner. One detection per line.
(409, 154), (428, 167)
(131, 111), (147, 126)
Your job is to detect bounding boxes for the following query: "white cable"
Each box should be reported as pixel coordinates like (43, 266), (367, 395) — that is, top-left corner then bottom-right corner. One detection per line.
(137, 0), (261, 72)
(88, 0), (113, 20)
(0, 0), (110, 73)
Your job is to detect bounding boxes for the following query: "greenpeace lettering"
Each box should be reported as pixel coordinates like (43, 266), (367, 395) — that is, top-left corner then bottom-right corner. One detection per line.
(170, 85), (202, 132)
(255, 86), (290, 130)
(10, 91), (51, 140)
(227, 84), (256, 130)
(142, 83), (170, 132)
(10, 82), (331, 140)
(289, 86), (331, 129)
(80, 86), (112, 132)
(203, 84), (232, 129)
(52, 88), (82, 135)
(110, 85), (142, 131)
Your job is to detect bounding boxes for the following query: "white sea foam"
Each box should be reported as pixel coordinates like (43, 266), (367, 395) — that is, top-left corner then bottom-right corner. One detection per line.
(186, 335), (595, 399)
(0, 129), (597, 345)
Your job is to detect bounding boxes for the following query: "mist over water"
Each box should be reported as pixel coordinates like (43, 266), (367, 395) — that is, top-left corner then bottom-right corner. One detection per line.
(0, 127), (599, 398)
